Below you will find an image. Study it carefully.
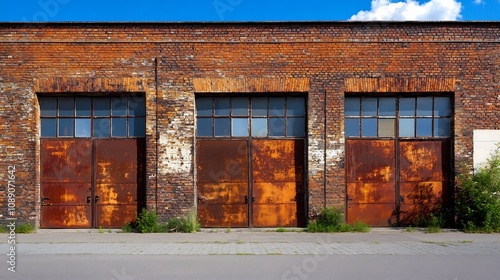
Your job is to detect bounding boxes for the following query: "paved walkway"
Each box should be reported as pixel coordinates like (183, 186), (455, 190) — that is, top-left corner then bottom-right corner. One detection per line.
(1, 229), (499, 256)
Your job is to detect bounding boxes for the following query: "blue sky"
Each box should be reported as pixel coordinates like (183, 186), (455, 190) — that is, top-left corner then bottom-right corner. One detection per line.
(0, 0), (498, 22)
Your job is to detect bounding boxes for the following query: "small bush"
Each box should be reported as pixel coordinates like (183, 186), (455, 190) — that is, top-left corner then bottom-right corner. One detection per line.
(166, 210), (200, 233)
(455, 147), (500, 233)
(276, 227), (286, 232)
(137, 208), (161, 233)
(307, 206), (370, 233)
(0, 223), (36, 234)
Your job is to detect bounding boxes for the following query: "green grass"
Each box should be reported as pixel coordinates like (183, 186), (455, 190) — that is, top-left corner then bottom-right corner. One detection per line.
(0, 223), (36, 234)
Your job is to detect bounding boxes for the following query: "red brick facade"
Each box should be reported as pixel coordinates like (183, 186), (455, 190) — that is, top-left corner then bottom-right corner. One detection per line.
(0, 22), (498, 226)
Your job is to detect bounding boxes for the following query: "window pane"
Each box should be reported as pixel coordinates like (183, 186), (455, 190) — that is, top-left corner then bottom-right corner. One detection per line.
(128, 97), (146, 116)
(40, 98), (57, 117)
(75, 97), (91, 117)
(41, 119), (56, 137)
(287, 97), (305, 116)
(75, 118), (91, 137)
(94, 98), (110, 117)
(269, 97), (285, 117)
(214, 118), (230, 136)
(129, 117), (145, 137)
(379, 98), (396, 116)
(111, 97), (127, 116)
(287, 117), (305, 137)
(232, 97), (249, 116)
(399, 98), (415, 117)
(197, 118), (212, 137)
(434, 118), (451, 137)
(58, 118), (74, 137)
(344, 98), (360, 117)
(93, 118), (110, 137)
(112, 118), (127, 137)
(252, 97), (267, 117)
(434, 97), (451, 117)
(399, 119), (415, 137)
(251, 118), (267, 137)
(417, 97), (433, 117)
(378, 119), (395, 137)
(361, 98), (377, 116)
(345, 118), (360, 137)
(58, 97), (74, 117)
(196, 97), (212, 117)
(361, 118), (377, 137)
(214, 98), (230, 116)
(416, 118), (432, 137)
(269, 118), (285, 136)
(231, 118), (249, 137)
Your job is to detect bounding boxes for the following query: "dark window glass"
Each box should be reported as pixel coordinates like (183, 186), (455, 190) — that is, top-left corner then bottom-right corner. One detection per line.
(416, 118), (432, 136)
(75, 97), (91, 117)
(75, 118), (91, 137)
(232, 97), (249, 116)
(379, 98), (396, 116)
(345, 97), (360, 117)
(112, 118), (127, 137)
(362, 98), (377, 117)
(269, 118), (285, 136)
(197, 118), (212, 137)
(287, 117), (305, 137)
(214, 98), (230, 116)
(434, 97), (451, 117)
(399, 119), (415, 137)
(58, 97), (74, 117)
(362, 118), (377, 137)
(287, 97), (305, 116)
(251, 118), (267, 137)
(434, 118), (451, 137)
(269, 97), (285, 117)
(345, 118), (360, 137)
(111, 97), (127, 116)
(196, 97), (212, 117)
(214, 118), (230, 136)
(416, 97), (433, 117)
(94, 98), (110, 117)
(40, 98), (57, 117)
(58, 118), (74, 137)
(94, 118), (110, 137)
(129, 117), (145, 137)
(399, 98), (415, 117)
(378, 119), (395, 137)
(41, 119), (56, 137)
(252, 98), (267, 117)
(231, 118), (248, 137)
(128, 97), (146, 117)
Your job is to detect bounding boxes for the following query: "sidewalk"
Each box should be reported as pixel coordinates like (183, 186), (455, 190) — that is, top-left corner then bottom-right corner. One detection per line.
(1, 229), (499, 256)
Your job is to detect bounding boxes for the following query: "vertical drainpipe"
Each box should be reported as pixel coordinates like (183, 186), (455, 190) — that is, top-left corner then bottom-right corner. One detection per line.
(323, 89), (327, 208)
(154, 57), (159, 213)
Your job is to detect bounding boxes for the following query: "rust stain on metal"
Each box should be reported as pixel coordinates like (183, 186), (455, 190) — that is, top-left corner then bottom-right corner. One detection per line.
(192, 77), (309, 93)
(252, 139), (305, 227)
(197, 140), (249, 227)
(344, 77), (456, 93)
(346, 140), (396, 226)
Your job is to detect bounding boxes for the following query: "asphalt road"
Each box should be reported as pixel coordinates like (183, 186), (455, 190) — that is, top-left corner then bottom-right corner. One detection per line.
(1, 254), (499, 280)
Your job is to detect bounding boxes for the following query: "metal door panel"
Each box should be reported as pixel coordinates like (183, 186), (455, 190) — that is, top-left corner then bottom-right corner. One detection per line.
(252, 139), (304, 227)
(40, 206), (91, 228)
(95, 139), (143, 228)
(41, 139), (92, 228)
(346, 140), (396, 226)
(197, 140), (249, 227)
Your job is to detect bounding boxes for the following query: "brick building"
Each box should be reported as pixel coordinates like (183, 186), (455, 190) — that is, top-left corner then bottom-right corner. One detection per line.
(0, 22), (498, 228)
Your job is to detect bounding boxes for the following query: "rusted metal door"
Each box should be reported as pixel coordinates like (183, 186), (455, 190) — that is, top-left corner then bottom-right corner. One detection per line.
(346, 140), (397, 226)
(41, 139), (92, 228)
(94, 139), (145, 228)
(252, 139), (305, 227)
(197, 140), (249, 227)
(398, 140), (450, 226)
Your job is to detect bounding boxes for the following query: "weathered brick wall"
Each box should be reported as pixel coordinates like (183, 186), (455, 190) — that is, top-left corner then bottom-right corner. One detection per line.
(0, 22), (498, 225)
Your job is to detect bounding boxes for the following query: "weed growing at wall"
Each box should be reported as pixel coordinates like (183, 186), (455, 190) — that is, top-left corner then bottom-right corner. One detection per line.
(166, 210), (200, 233)
(307, 206), (370, 233)
(456, 147), (500, 233)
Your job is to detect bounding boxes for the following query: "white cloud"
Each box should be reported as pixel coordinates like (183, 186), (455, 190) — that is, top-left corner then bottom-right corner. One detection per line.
(350, 0), (463, 21)
(473, 0), (484, 4)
